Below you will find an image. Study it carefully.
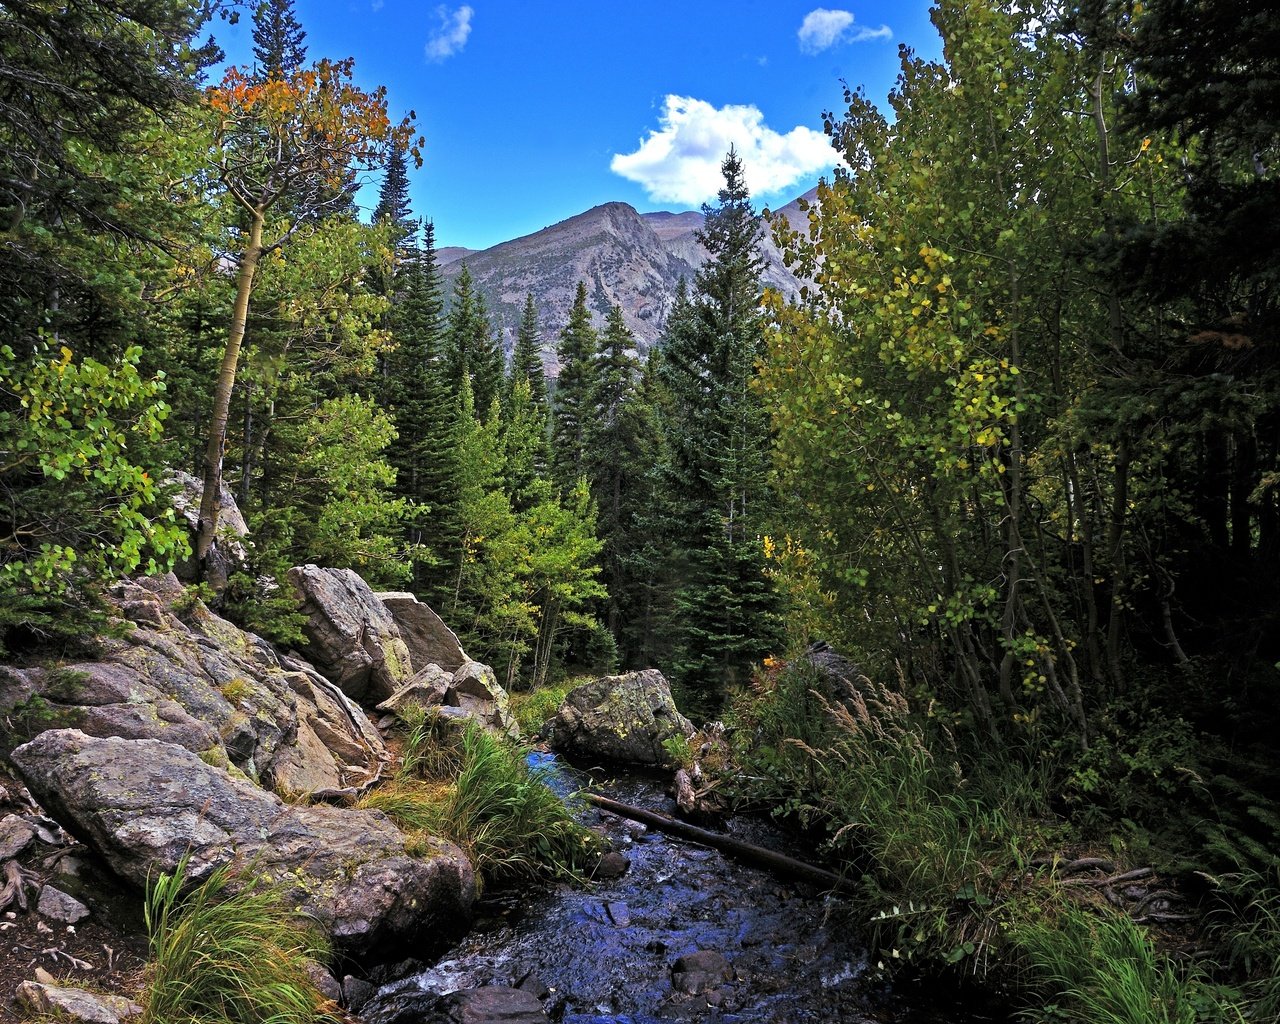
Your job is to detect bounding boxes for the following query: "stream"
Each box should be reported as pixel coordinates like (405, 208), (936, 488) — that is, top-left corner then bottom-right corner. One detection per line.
(362, 754), (986, 1024)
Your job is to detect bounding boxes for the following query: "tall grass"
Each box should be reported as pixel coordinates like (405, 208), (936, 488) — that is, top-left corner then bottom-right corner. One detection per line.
(367, 719), (601, 885)
(1012, 906), (1202, 1024)
(1207, 865), (1280, 1020)
(141, 855), (333, 1024)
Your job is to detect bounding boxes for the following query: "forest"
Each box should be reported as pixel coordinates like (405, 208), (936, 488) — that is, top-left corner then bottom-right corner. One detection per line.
(2, 0), (1278, 1020)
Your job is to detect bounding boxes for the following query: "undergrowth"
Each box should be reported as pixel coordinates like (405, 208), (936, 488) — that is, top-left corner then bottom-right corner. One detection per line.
(723, 660), (1277, 1021)
(509, 680), (574, 736)
(141, 854), (333, 1024)
(365, 707), (601, 885)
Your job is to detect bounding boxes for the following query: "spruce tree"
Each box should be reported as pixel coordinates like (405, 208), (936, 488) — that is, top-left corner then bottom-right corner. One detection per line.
(445, 265), (502, 414)
(587, 304), (643, 637)
(656, 150), (779, 710)
(252, 0), (307, 79)
(551, 281), (600, 490)
(374, 141), (415, 266)
(508, 292), (549, 411)
(384, 222), (459, 605)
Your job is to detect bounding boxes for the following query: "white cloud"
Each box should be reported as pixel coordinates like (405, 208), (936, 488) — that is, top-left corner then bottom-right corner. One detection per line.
(798, 8), (890, 54)
(425, 4), (473, 63)
(610, 96), (842, 206)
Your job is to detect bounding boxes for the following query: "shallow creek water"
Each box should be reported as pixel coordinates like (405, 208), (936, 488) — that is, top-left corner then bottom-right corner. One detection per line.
(363, 754), (988, 1024)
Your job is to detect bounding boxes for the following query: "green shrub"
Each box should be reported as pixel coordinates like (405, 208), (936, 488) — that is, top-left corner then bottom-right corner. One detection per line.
(509, 681), (573, 736)
(141, 855), (334, 1024)
(1011, 906), (1205, 1024)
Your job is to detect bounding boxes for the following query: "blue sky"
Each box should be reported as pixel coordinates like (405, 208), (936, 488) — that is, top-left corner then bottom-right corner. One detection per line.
(213, 2), (941, 251)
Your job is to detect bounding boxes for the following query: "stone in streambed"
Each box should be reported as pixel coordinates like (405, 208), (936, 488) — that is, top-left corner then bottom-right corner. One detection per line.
(544, 669), (693, 767)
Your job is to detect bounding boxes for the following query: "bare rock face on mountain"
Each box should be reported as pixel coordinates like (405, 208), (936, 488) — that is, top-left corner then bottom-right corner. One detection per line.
(376, 592), (467, 673)
(287, 565), (414, 706)
(0, 573), (386, 795)
(543, 669), (694, 767)
(10, 730), (475, 960)
(439, 190), (815, 366)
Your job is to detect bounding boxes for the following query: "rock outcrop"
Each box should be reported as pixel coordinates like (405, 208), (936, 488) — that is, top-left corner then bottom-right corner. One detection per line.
(376, 592), (467, 673)
(0, 573), (386, 795)
(167, 470), (250, 591)
(543, 669), (693, 767)
(377, 660), (519, 739)
(16, 980), (142, 1024)
(287, 565), (413, 705)
(10, 730), (475, 959)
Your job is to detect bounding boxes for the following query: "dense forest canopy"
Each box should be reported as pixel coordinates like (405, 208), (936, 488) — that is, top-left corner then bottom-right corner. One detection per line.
(2, 0), (1279, 1014)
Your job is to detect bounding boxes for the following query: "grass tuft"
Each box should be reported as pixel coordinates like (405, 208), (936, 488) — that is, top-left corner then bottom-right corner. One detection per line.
(141, 854), (334, 1024)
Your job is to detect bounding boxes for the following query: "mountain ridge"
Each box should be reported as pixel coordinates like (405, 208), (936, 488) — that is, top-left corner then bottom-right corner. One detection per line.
(437, 189), (816, 368)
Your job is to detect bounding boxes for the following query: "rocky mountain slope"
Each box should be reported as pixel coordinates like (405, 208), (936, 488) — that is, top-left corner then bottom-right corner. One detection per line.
(439, 189), (817, 366)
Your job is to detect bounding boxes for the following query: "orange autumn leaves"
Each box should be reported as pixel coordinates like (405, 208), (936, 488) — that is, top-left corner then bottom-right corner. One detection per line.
(206, 59), (421, 207)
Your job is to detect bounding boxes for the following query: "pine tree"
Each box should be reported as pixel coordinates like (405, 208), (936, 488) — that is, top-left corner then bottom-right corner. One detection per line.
(586, 304), (642, 637)
(655, 150), (779, 710)
(444, 265), (502, 414)
(384, 222), (460, 605)
(252, 0), (307, 79)
(374, 141), (416, 269)
(469, 290), (505, 417)
(551, 281), (600, 490)
(508, 292), (549, 410)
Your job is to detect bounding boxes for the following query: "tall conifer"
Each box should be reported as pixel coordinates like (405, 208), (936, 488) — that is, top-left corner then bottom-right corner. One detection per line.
(551, 281), (600, 489)
(656, 150), (779, 709)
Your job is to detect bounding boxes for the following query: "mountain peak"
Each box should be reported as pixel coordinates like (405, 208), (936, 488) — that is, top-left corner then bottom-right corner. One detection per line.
(438, 192), (809, 368)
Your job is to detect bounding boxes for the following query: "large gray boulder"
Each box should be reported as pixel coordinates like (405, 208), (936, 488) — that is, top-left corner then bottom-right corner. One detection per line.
(287, 565), (413, 706)
(0, 573), (387, 795)
(544, 669), (693, 767)
(376, 592), (467, 673)
(168, 470), (250, 591)
(377, 660), (518, 739)
(10, 730), (475, 960)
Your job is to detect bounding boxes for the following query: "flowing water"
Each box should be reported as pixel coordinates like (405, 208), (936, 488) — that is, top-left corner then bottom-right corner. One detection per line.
(362, 754), (990, 1024)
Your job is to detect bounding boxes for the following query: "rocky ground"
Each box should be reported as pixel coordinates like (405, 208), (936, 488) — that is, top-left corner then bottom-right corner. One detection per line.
(0, 770), (148, 1024)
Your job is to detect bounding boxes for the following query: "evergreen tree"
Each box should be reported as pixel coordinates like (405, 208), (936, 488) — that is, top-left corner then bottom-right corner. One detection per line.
(508, 293), (549, 411)
(586, 304), (643, 638)
(252, 0), (307, 79)
(656, 151), (779, 709)
(551, 281), (600, 489)
(444, 264), (501, 413)
(373, 140), (416, 271)
(384, 222), (460, 605)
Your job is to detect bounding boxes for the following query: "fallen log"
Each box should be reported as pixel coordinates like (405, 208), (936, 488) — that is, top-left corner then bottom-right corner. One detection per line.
(585, 793), (856, 893)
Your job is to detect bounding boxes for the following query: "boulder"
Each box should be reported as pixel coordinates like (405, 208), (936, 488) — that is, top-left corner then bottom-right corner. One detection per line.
(376, 592), (467, 673)
(671, 950), (734, 996)
(36, 884), (90, 923)
(449, 661), (518, 738)
(544, 669), (693, 767)
(376, 664), (452, 718)
(377, 660), (518, 739)
(0, 574), (387, 796)
(16, 981), (141, 1024)
(371, 986), (547, 1024)
(168, 470), (250, 591)
(10, 730), (475, 960)
(287, 566), (413, 705)
(804, 640), (870, 706)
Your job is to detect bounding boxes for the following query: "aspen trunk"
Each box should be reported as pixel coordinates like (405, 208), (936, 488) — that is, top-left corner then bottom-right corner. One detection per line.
(197, 209), (265, 571)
